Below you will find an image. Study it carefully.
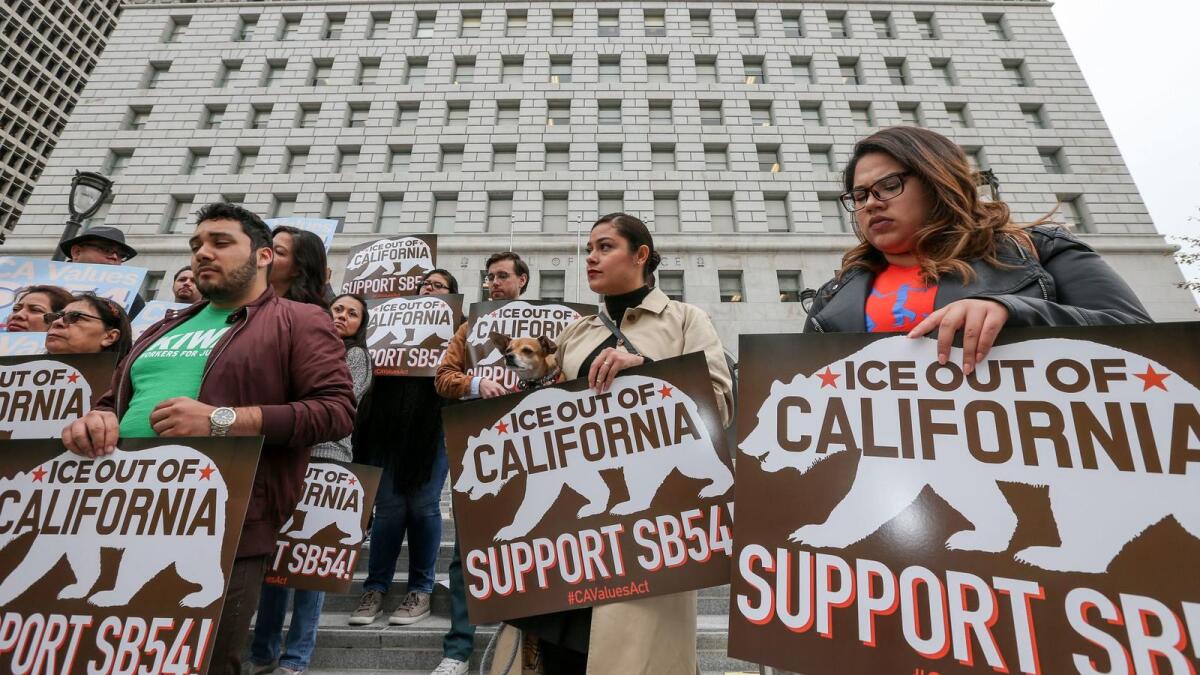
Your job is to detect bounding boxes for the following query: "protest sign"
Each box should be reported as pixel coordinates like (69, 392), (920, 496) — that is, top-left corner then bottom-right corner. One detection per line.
(266, 461), (381, 593)
(0, 332), (46, 357)
(365, 294), (462, 376)
(130, 300), (190, 340)
(0, 257), (147, 320)
(444, 352), (734, 623)
(730, 323), (1200, 675)
(0, 436), (261, 675)
(465, 300), (593, 391)
(342, 235), (437, 299)
(265, 217), (340, 252)
(0, 353), (115, 440)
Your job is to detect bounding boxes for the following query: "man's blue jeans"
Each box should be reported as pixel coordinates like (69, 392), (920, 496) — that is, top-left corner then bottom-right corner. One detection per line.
(250, 584), (325, 671)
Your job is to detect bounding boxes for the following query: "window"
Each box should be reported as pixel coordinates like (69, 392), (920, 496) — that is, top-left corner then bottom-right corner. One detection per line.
(492, 145), (516, 170)
(145, 62), (170, 89)
(368, 12), (392, 39)
(264, 59), (287, 86)
(695, 55), (718, 83)
(931, 58), (955, 86)
(649, 100), (673, 125)
(459, 11), (480, 37)
(1058, 197), (1087, 232)
(743, 57), (766, 84)
(946, 103), (970, 128)
(184, 149), (208, 175)
(647, 55), (670, 82)
(827, 12), (848, 38)
(445, 101), (470, 125)
(309, 59), (333, 86)
(873, 12), (894, 38)
(915, 13), (938, 39)
(280, 15), (301, 40)
(886, 58), (909, 85)
(598, 56), (622, 83)
(165, 16), (189, 42)
(336, 148), (359, 173)
(1040, 148), (1065, 174)
(324, 195), (348, 220)
(271, 195), (297, 218)
(850, 102), (874, 126)
(235, 15), (258, 41)
(506, 11), (527, 37)
(552, 11), (573, 36)
(126, 106), (153, 131)
(543, 193), (568, 231)
(777, 271), (803, 302)
(387, 145), (411, 172)
(644, 11), (666, 37)
(358, 58), (380, 85)
(1002, 59), (1029, 87)
(984, 14), (1009, 41)
(501, 56), (524, 83)
(750, 101), (774, 127)
(285, 148), (308, 173)
(791, 57), (813, 84)
(718, 271), (744, 302)
(653, 194), (679, 232)
(324, 14), (344, 39)
(497, 101), (521, 125)
(200, 105), (222, 129)
(659, 271), (684, 300)
(488, 195), (513, 232)
(765, 195), (791, 232)
(1021, 104), (1047, 129)
(710, 195), (735, 232)
(598, 144), (623, 170)
(235, 148), (258, 174)
(547, 101), (571, 127)
(216, 60), (241, 88)
(690, 11), (711, 37)
(597, 101), (622, 126)
(406, 57), (427, 84)
(432, 196), (458, 231)
(439, 145), (463, 171)
(782, 13), (803, 38)
(378, 195), (404, 232)
(800, 103), (824, 126)
(705, 144), (728, 170)
(298, 104), (320, 128)
(550, 56), (572, 84)
(540, 271), (565, 301)
(165, 196), (194, 233)
(898, 102), (922, 126)
(758, 146), (781, 172)
(839, 58), (861, 85)
(820, 197), (848, 232)
(395, 102), (420, 126)
(810, 145), (836, 171)
(965, 148), (985, 171)
(598, 192), (624, 216)
(699, 101), (723, 126)
(651, 144), (675, 170)
(736, 11), (757, 37)
(346, 104), (370, 128)
(415, 13), (436, 38)
(598, 12), (620, 37)
(106, 149), (133, 176)
(250, 105), (272, 129)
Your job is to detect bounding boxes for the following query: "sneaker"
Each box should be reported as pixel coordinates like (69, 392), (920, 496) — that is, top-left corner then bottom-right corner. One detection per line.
(389, 590), (432, 625)
(271, 668), (303, 675)
(431, 657), (468, 675)
(250, 665), (275, 675)
(348, 589), (384, 625)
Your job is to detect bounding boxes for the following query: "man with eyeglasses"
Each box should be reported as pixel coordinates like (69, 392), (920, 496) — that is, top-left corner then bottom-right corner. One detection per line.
(430, 251), (529, 675)
(58, 225), (147, 318)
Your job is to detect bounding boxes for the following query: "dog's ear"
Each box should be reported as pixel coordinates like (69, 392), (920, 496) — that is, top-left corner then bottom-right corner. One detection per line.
(538, 335), (558, 355)
(489, 331), (512, 352)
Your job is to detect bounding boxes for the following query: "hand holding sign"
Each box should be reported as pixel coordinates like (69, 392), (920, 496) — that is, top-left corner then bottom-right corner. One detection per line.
(150, 397), (218, 436)
(907, 298), (1009, 374)
(61, 409), (119, 458)
(588, 347), (645, 394)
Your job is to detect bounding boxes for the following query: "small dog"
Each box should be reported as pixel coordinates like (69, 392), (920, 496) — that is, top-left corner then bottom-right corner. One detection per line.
(489, 331), (562, 390)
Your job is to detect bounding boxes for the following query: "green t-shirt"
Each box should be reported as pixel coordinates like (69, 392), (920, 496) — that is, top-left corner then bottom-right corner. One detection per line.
(119, 304), (236, 438)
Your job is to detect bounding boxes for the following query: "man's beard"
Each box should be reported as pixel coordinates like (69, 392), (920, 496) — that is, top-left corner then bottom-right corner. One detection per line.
(196, 254), (258, 303)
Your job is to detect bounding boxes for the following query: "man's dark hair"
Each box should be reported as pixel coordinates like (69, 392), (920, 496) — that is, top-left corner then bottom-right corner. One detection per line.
(194, 202), (272, 251)
(172, 266), (192, 282)
(484, 251), (529, 292)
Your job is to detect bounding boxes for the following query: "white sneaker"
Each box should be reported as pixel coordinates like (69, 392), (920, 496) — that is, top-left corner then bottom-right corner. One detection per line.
(431, 657), (468, 675)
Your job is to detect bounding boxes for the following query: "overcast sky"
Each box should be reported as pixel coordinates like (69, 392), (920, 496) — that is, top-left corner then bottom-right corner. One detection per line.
(1052, 0), (1199, 285)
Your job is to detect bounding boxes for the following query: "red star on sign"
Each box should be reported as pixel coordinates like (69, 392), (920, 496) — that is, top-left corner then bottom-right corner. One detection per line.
(348, 477), (357, 486)
(658, 385), (673, 398)
(199, 464), (215, 480)
(495, 420), (509, 434)
(1134, 364), (1170, 391)
(817, 367), (840, 388)
(66, 372), (79, 384)
(31, 466), (46, 482)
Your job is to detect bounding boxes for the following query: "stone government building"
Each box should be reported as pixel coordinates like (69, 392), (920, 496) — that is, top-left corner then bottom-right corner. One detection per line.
(9, 0), (1195, 352)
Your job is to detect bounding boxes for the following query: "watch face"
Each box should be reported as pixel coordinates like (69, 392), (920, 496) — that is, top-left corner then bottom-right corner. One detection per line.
(212, 407), (236, 426)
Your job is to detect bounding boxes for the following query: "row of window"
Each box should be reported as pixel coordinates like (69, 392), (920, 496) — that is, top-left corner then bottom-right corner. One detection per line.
(119, 99), (1052, 132)
(162, 7), (1014, 44)
(146, 53), (1034, 90)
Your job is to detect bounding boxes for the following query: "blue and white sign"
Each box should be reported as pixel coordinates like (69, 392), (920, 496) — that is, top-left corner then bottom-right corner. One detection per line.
(0, 333), (46, 356)
(0, 257), (147, 327)
(265, 217), (340, 252)
(130, 300), (190, 340)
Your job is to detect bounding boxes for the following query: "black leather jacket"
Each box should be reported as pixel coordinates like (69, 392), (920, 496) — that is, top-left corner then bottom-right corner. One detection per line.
(803, 226), (1152, 333)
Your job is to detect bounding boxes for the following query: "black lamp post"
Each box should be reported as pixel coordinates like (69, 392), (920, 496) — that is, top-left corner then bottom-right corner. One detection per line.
(52, 170), (113, 261)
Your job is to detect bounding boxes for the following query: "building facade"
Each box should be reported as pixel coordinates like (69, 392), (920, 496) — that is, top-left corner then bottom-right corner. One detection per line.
(1, 0), (124, 241)
(9, 0), (1195, 350)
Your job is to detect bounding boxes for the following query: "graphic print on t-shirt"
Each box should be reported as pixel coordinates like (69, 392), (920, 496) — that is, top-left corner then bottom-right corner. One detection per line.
(864, 265), (937, 333)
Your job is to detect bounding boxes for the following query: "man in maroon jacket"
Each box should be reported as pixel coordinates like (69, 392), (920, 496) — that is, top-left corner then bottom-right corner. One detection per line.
(61, 202), (356, 675)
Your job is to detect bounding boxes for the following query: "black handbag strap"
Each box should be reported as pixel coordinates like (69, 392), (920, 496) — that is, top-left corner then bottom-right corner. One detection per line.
(599, 313), (643, 357)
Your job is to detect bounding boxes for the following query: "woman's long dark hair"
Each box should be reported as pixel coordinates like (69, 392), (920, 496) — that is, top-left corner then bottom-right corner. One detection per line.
(271, 226), (329, 308)
(421, 268), (459, 294)
(73, 292), (132, 362)
(330, 293), (370, 350)
(592, 212), (662, 288)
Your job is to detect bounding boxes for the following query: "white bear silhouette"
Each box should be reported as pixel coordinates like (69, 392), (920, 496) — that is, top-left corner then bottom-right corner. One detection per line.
(279, 463), (365, 545)
(0, 446), (228, 607)
(0, 359), (92, 439)
(367, 297), (455, 349)
(740, 336), (1200, 574)
(454, 375), (732, 541)
(348, 237), (434, 282)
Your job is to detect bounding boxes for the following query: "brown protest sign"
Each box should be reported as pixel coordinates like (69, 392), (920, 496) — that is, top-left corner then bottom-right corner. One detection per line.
(0, 436), (261, 675)
(444, 352), (734, 624)
(366, 294), (462, 377)
(465, 300), (593, 391)
(730, 323), (1200, 675)
(341, 235), (437, 299)
(266, 461), (382, 593)
(0, 353), (116, 440)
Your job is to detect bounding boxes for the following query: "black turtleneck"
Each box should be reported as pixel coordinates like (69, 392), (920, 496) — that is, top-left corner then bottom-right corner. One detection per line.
(603, 285), (651, 327)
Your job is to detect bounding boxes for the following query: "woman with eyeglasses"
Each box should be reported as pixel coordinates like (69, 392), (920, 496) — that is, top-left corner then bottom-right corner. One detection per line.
(44, 293), (133, 361)
(806, 126), (1149, 367)
(5, 285), (73, 332)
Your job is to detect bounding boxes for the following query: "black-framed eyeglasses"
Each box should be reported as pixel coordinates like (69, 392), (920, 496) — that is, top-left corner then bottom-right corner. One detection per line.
(484, 272), (514, 283)
(420, 280), (450, 291)
(839, 172), (911, 212)
(43, 310), (105, 326)
(80, 241), (127, 260)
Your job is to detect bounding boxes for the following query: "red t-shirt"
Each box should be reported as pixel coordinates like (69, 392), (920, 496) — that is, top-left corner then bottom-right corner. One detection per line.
(865, 265), (938, 332)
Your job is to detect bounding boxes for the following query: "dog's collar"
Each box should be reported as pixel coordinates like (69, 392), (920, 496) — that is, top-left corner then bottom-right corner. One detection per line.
(517, 368), (561, 391)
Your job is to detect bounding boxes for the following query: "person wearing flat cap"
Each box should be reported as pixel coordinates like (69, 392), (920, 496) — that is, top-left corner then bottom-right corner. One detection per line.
(58, 226), (146, 318)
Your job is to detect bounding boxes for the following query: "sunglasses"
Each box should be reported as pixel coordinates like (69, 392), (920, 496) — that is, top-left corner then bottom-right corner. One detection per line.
(44, 310), (105, 326)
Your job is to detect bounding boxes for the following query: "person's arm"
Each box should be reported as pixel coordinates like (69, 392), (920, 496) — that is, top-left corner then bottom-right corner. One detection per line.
(681, 305), (735, 427)
(435, 322), (477, 399)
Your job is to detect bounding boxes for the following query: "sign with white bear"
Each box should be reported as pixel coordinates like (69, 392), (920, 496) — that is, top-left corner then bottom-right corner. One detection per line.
(465, 299), (592, 392)
(341, 235), (437, 299)
(730, 324), (1200, 675)
(443, 352), (735, 623)
(0, 436), (261, 675)
(365, 294), (462, 377)
(0, 353), (115, 440)
(266, 461), (381, 593)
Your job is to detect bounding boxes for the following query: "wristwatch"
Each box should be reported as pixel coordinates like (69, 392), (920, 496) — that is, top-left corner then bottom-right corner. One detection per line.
(209, 407), (236, 437)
